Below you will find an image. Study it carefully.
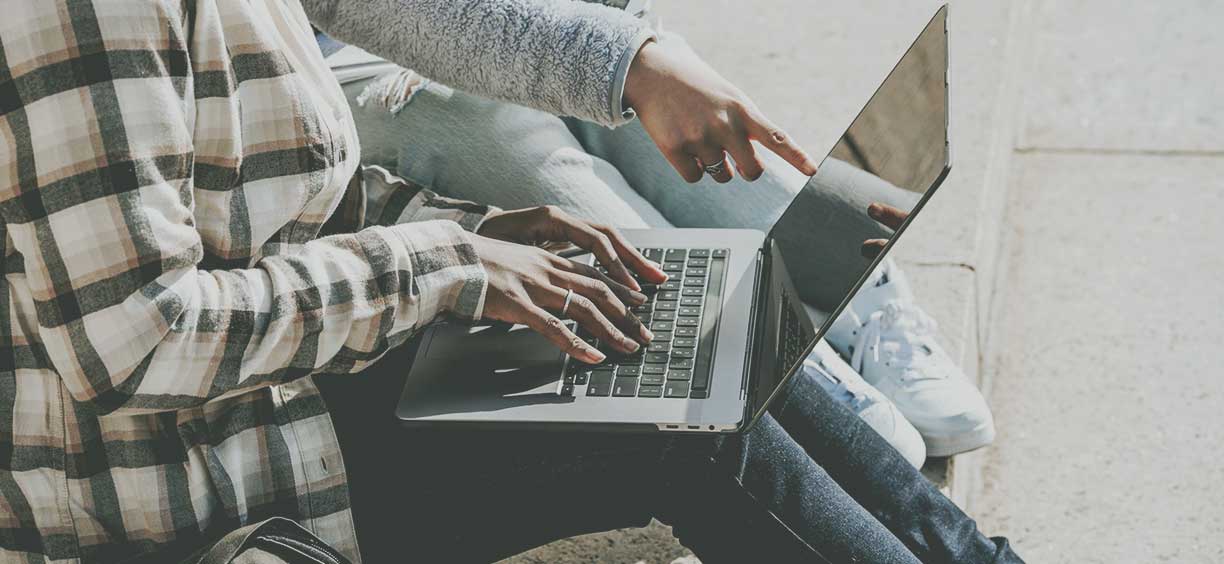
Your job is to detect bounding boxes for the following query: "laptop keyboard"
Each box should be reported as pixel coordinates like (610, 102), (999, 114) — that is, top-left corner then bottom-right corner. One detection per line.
(779, 292), (806, 375)
(561, 248), (728, 400)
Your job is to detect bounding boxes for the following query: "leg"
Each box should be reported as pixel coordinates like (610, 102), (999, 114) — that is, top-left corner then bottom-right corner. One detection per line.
(319, 344), (923, 563)
(767, 369), (1024, 563)
(343, 77), (671, 228)
(658, 416), (922, 564)
(316, 344), (663, 562)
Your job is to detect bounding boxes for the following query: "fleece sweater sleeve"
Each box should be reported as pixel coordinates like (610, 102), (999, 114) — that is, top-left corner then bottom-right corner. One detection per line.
(302, 0), (655, 127)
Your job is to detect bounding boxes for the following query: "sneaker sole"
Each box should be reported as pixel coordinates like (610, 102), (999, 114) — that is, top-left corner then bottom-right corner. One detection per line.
(923, 420), (996, 457)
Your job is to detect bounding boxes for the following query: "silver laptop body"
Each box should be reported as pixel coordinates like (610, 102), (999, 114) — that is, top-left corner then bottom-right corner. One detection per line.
(396, 6), (951, 434)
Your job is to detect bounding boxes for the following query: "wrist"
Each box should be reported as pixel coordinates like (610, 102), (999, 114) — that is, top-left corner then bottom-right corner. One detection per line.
(623, 38), (662, 111)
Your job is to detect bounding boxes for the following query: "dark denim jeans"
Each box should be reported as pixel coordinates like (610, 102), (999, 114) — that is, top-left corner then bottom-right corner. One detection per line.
(316, 345), (1021, 563)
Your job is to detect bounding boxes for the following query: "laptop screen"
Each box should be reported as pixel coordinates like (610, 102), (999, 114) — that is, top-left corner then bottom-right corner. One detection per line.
(751, 6), (949, 417)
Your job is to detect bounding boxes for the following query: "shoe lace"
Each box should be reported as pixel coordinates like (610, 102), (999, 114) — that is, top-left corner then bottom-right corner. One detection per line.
(849, 302), (941, 382)
(805, 359), (872, 411)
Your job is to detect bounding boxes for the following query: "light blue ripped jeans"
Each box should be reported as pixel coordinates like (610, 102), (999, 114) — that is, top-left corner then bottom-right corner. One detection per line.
(342, 78), (807, 228)
(343, 76), (912, 311)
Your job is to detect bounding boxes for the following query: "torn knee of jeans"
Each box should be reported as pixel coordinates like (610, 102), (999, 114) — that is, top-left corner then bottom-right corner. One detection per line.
(356, 68), (429, 115)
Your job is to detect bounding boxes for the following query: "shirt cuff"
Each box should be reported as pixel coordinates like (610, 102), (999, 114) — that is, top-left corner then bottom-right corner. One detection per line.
(607, 27), (657, 126)
(385, 220), (489, 323)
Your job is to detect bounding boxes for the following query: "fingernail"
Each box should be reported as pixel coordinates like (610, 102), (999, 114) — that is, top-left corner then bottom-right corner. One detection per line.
(629, 291), (648, 305)
(629, 279), (642, 292)
(623, 337), (640, 352)
(640, 326), (655, 342)
(588, 348), (606, 363)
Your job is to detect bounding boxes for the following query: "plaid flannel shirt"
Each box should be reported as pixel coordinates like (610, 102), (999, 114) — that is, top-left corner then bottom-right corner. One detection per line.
(0, 1), (495, 562)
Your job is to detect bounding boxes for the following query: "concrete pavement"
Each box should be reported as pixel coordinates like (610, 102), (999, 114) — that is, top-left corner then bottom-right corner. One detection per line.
(974, 1), (1224, 561)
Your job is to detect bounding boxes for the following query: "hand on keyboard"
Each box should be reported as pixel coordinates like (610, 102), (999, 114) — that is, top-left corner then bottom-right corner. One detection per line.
(569, 247), (728, 399)
(472, 207), (661, 364)
(477, 205), (668, 290)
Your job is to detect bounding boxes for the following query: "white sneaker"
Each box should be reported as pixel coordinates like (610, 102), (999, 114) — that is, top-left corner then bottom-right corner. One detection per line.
(803, 340), (927, 468)
(826, 259), (996, 457)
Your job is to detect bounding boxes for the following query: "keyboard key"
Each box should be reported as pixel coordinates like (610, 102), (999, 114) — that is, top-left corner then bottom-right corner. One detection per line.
(686, 268), (707, 278)
(587, 371), (614, 396)
(642, 364), (666, 375)
(672, 349), (695, 359)
(676, 318), (699, 328)
(645, 352), (670, 364)
(683, 278), (704, 287)
(617, 365), (641, 377)
(653, 311), (676, 321)
(656, 301), (678, 311)
(644, 248), (664, 262)
(662, 280), (682, 291)
(689, 389), (709, 399)
(667, 370), (692, 381)
(638, 385), (663, 398)
(664, 249), (687, 262)
(712, 249), (728, 258)
(663, 262), (684, 273)
(687, 258), (709, 268)
(656, 291), (680, 301)
(670, 359), (694, 370)
(678, 307), (701, 317)
(688, 249), (710, 258)
(651, 320), (674, 332)
(682, 287), (704, 297)
(664, 381), (691, 398)
(647, 342), (671, 353)
(574, 369), (592, 385)
(673, 338), (697, 348)
(632, 303), (652, 314)
(675, 327), (697, 337)
(653, 331), (673, 342)
(680, 297), (703, 307)
(641, 372), (666, 386)
(613, 377), (638, 397)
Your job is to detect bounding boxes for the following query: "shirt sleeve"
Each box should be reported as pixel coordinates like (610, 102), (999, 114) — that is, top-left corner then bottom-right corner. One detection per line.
(359, 165), (500, 233)
(0, 1), (487, 415)
(302, 0), (656, 127)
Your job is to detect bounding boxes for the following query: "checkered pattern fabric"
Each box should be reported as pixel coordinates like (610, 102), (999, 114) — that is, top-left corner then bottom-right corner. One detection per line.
(0, 1), (492, 562)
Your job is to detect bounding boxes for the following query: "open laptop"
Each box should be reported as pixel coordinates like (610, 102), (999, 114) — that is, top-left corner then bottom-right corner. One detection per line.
(396, 6), (951, 433)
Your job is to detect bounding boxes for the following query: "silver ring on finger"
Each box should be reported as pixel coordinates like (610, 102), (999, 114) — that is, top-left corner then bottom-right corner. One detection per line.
(561, 288), (575, 316)
(702, 156), (728, 176)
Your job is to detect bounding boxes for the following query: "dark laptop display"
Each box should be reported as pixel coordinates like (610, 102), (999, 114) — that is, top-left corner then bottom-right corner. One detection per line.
(747, 8), (950, 425)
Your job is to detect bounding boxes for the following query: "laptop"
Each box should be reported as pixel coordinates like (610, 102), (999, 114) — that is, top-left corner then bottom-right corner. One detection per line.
(396, 6), (951, 433)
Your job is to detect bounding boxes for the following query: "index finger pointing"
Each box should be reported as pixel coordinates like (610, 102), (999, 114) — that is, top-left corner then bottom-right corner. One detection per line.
(745, 111), (818, 176)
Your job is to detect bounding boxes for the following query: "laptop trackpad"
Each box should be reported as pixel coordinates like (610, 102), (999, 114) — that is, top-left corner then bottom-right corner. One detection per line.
(406, 322), (567, 400)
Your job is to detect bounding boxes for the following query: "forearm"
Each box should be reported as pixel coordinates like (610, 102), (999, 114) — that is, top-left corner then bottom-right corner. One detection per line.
(23, 220), (485, 415)
(302, 0), (654, 126)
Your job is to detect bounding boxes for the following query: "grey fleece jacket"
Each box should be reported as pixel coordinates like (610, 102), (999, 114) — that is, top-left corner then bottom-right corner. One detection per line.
(301, 0), (655, 127)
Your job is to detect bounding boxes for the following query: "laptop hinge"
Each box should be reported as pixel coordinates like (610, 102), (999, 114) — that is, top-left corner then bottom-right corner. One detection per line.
(740, 245), (769, 401)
